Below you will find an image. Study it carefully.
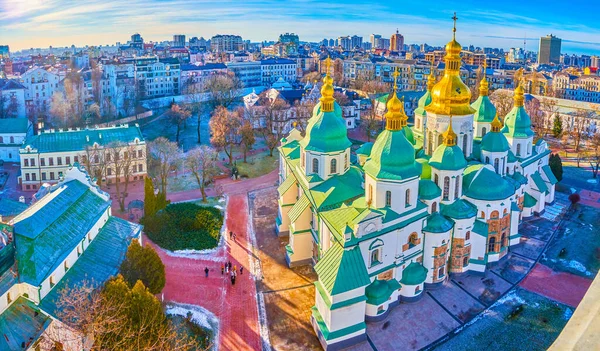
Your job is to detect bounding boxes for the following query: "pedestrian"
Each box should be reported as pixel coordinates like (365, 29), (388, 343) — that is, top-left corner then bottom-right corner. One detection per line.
(230, 271), (235, 285)
(221, 264), (224, 275)
(233, 265), (237, 274)
(233, 232), (236, 242)
(240, 266), (244, 275)
(225, 264), (229, 273)
(228, 261), (232, 271)
(204, 267), (209, 278)
(229, 231), (233, 239)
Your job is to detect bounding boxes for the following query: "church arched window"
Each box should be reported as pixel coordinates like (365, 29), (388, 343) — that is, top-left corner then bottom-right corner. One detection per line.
(369, 184), (373, 204)
(488, 237), (496, 253)
(405, 189), (410, 206)
(312, 158), (319, 174)
(344, 153), (348, 169)
(443, 176), (450, 200)
(432, 202), (437, 212)
(485, 156), (490, 164)
(516, 144), (521, 156)
(494, 158), (499, 173)
(465, 231), (471, 240)
(454, 176), (460, 198)
(434, 174), (439, 186)
(463, 256), (469, 267)
(428, 131), (434, 155)
(385, 191), (392, 207)
(482, 127), (487, 137)
(462, 135), (468, 156)
(330, 159), (337, 174)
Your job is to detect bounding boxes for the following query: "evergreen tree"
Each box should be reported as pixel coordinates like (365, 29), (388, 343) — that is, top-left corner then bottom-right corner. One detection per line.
(156, 191), (170, 212)
(120, 240), (166, 294)
(144, 177), (157, 217)
(549, 153), (563, 182)
(552, 114), (563, 137)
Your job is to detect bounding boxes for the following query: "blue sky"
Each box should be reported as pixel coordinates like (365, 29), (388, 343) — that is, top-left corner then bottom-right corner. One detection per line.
(1, 0), (599, 55)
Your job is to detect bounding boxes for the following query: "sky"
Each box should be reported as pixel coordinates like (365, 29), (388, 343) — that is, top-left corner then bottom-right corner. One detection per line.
(1, 0), (599, 55)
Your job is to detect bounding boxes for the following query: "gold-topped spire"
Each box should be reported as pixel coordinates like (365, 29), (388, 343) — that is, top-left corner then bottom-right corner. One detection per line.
(320, 57), (335, 112)
(452, 12), (458, 39)
(491, 112), (503, 132)
(385, 67), (408, 131)
(442, 116), (458, 146)
(514, 80), (525, 107)
(427, 61), (436, 91)
(479, 59), (489, 96)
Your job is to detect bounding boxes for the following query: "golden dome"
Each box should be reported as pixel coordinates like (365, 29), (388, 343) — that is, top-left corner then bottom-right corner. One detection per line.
(514, 83), (525, 107)
(479, 60), (489, 96)
(425, 13), (475, 116)
(427, 65), (436, 91)
(385, 68), (408, 131)
(320, 57), (335, 112)
(442, 116), (458, 146)
(491, 112), (503, 132)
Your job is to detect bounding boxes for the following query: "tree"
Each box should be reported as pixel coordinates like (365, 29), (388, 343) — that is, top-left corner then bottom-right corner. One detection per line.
(239, 121), (256, 163)
(333, 58), (345, 86)
(540, 97), (559, 136)
(490, 90), (514, 120)
(549, 154), (563, 182)
(552, 114), (563, 137)
(80, 145), (109, 186)
(301, 71), (321, 83)
(203, 72), (241, 110)
(293, 99), (317, 134)
(185, 145), (219, 202)
(0, 94), (19, 119)
(148, 137), (181, 195)
(107, 142), (140, 212)
(50, 91), (71, 127)
(570, 109), (589, 167)
(143, 177), (157, 217)
(589, 134), (600, 178)
(360, 80), (389, 142)
(120, 240), (166, 294)
(253, 93), (290, 156)
(209, 106), (242, 164)
(83, 103), (101, 125)
(525, 97), (545, 139)
(166, 104), (191, 145)
(184, 79), (205, 143)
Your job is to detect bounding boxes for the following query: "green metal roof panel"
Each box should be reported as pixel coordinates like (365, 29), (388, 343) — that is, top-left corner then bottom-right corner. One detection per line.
(472, 220), (489, 237)
(511, 171), (528, 185)
(365, 278), (401, 305)
(481, 131), (510, 152)
(277, 175), (296, 197)
(502, 106), (534, 138)
(531, 171), (549, 193)
(400, 262), (428, 285)
(314, 244), (370, 295)
(523, 192), (538, 208)
(13, 180), (110, 286)
(0, 198), (28, 218)
(0, 297), (51, 351)
(418, 179), (441, 200)
(507, 150), (518, 162)
(423, 212), (454, 233)
(288, 194), (310, 223)
(40, 216), (141, 316)
(441, 199), (477, 219)
(414, 91), (432, 117)
(300, 103), (352, 153)
(511, 201), (521, 212)
(0, 118), (29, 134)
(463, 166), (515, 201)
(471, 95), (497, 122)
(541, 165), (558, 185)
(429, 144), (467, 171)
(355, 142), (373, 156)
(363, 129), (421, 181)
(23, 125), (144, 153)
(310, 166), (364, 210)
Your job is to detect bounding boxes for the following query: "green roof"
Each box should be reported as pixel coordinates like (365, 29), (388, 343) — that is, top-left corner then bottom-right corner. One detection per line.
(300, 102), (351, 153)
(511, 171), (528, 185)
(0, 118), (29, 134)
(423, 212), (454, 233)
(0, 198), (28, 218)
(429, 144), (467, 171)
(418, 179), (441, 200)
(12, 180), (110, 286)
(288, 194), (311, 223)
(0, 297), (51, 350)
(481, 131), (510, 152)
(365, 278), (401, 305)
(355, 142), (373, 156)
(309, 166), (365, 210)
(401, 126), (416, 145)
(441, 198), (477, 219)
(472, 220), (489, 237)
(463, 166), (515, 201)
(23, 125), (144, 153)
(40, 216), (141, 316)
(531, 171), (549, 193)
(507, 150), (518, 162)
(400, 262), (428, 285)
(524, 192), (538, 207)
(414, 91), (432, 117)
(314, 244), (371, 295)
(471, 95), (497, 123)
(363, 129), (421, 181)
(277, 175), (296, 197)
(416, 158), (432, 179)
(280, 140), (300, 160)
(542, 165), (558, 185)
(502, 106), (534, 138)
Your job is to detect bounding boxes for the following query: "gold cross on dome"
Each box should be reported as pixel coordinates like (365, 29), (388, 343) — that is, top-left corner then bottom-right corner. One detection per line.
(392, 67), (400, 89)
(325, 56), (332, 74)
(452, 12), (458, 38)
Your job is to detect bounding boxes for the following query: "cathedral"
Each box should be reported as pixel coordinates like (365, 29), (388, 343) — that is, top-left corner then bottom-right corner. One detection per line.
(276, 22), (557, 351)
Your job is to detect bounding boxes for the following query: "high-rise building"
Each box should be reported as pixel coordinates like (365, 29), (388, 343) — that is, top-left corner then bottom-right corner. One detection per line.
(211, 34), (244, 52)
(0, 45), (9, 59)
(173, 34), (186, 47)
(390, 30), (404, 51)
(538, 34), (561, 65)
(370, 34), (381, 49)
(328, 38), (335, 47)
(592, 56), (599, 69)
(351, 35), (363, 49)
(337, 36), (352, 51)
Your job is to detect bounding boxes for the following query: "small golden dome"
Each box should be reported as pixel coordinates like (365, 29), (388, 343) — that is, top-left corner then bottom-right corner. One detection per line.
(319, 57), (336, 112)
(445, 39), (462, 56)
(514, 84), (525, 107)
(479, 76), (489, 96)
(385, 68), (408, 131)
(491, 112), (502, 132)
(427, 67), (436, 91)
(442, 116), (457, 146)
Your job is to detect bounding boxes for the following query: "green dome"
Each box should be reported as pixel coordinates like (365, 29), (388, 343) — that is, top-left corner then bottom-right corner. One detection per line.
(441, 198), (477, 219)
(416, 158), (431, 179)
(423, 212), (454, 233)
(463, 166), (515, 201)
(401, 126), (415, 145)
(365, 279), (392, 305)
(363, 130), (421, 180)
(300, 101), (351, 153)
(429, 144), (467, 171)
(356, 142), (373, 156)
(471, 95), (497, 123)
(414, 91), (432, 117)
(419, 179), (441, 200)
(400, 262), (428, 285)
(481, 131), (510, 152)
(502, 106), (534, 138)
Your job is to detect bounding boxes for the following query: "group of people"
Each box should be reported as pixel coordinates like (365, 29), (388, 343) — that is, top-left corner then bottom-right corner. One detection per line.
(221, 261), (242, 285)
(229, 231), (238, 242)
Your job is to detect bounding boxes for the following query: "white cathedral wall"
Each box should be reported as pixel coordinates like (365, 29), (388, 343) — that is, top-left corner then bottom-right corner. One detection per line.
(425, 112), (474, 156)
(474, 121), (492, 139)
(422, 229), (452, 283)
(431, 169), (463, 204)
(505, 135), (533, 159)
(364, 175), (420, 215)
(330, 298), (367, 332)
(480, 150), (508, 176)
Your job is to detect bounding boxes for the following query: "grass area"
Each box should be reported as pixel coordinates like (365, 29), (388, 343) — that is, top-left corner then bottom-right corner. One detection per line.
(230, 149), (279, 179)
(170, 315), (213, 349)
(167, 174), (201, 193)
(144, 203), (223, 251)
(434, 288), (572, 351)
(540, 203), (600, 278)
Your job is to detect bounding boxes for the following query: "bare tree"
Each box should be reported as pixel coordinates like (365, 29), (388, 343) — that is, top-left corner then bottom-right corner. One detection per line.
(239, 120), (256, 163)
(254, 93), (290, 156)
(203, 72), (242, 110)
(209, 106), (242, 164)
(589, 133), (600, 178)
(525, 97), (545, 140)
(360, 80), (389, 142)
(490, 90), (514, 121)
(539, 97), (559, 137)
(50, 91), (71, 127)
(293, 99), (317, 134)
(0, 94), (20, 119)
(185, 145), (219, 202)
(80, 145), (109, 186)
(148, 137), (181, 195)
(107, 142), (140, 212)
(166, 104), (191, 145)
(184, 79), (205, 143)
(301, 71), (321, 83)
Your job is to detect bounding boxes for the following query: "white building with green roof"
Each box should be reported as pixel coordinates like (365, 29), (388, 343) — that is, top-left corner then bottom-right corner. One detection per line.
(19, 124), (147, 191)
(0, 164), (142, 350)
(0, 118), (32, 163)
(277, 29), (556, 351)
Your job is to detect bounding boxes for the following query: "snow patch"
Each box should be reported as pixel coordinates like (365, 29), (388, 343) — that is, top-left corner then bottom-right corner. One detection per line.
(558, 259), (592, 276)
(165, 302), (219, 351)
(586, 179), (598, 184)
(563, 307), (574, 320)
(496, 290), (527, 305)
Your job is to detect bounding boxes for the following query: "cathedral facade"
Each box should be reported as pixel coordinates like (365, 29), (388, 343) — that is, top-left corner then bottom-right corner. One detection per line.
(276, 26), (557, 351)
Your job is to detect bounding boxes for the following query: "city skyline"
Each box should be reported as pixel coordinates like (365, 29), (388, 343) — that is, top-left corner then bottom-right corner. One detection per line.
(2, 0), (600, 55)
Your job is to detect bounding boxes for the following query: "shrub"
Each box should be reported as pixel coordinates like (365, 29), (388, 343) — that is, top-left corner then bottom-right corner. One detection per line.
(549, 154), (563, 182)
(120, 240), (166, 294)
(145, 202), (223, 251)
(568, 193), (580, 205)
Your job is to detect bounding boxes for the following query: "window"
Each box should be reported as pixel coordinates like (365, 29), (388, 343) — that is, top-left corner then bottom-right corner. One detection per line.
(7, 292), (12, 304)
(312, 158), (318, 173)
(369, 184), (373, 204)
(428, 131), (434, 154)
(438, 267), (445, 279)
(64, 261), (69, 271)
(408, 233), (419, 248)
(77, 246), (82, 257)
(330, 159), (337, 174)
(434, 174), (439, 186)
(494, 158), (499, 173)
(107, 168), (112, 176)
(454, 176), (460, 198)
(138, 150), (143, 158)
(405, 189), (410, 206)
(30, 158), (35, 166)
(49, 276), (55, 288)
(25, 173), (30, 181)
(480, 211), (485, 219)
(385, 191), (392, 207)
(465, 231), (471, 240)
(344, 153), (348, 168)
(138, 164), (143, 172)
(516, 144), (521, 156)
(443, 176), (450, 200)
(369, 239), (384, 267)
(57, 157), (62, 165)
(463, 257), (469, 267)
(0, 136), (3, 143)
(41, 173), (46, 180)
(24, 159), (29, 167)
(74, 155), (79, 163)
(482, 127), (487, 137)
(32, 173), (36, 181)
(462, 135), (468, 156)
(432, 202), (437, 212)
(66, 156), (71, 165)
(485, 156), (490, 164)
(40, 158), (45, 166)
(49, 157), (54, 166)
(491, 210), (499, 219)
(488, 237), (496, 253)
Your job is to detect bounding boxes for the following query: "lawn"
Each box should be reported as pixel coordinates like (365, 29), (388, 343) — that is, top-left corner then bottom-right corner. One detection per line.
(190, 197), (226, 209)
(433, 288), (573, 351)
(231, 149), (279, 179)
